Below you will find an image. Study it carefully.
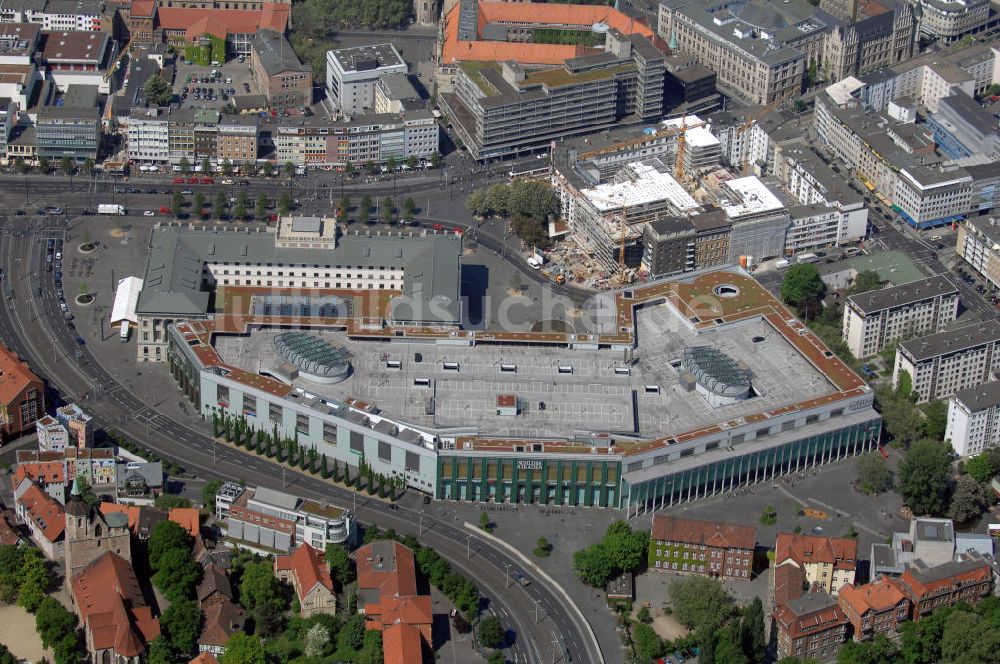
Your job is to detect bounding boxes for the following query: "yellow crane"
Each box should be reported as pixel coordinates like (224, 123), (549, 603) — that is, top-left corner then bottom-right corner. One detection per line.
(103, 39), (134, 83)
(733, 89), (796, 175)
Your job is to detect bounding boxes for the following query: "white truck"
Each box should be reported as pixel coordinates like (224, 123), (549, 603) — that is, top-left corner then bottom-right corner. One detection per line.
(97, 204), (126, 215)
(775, 258), (791, 269)
(796, 252), (819, 264)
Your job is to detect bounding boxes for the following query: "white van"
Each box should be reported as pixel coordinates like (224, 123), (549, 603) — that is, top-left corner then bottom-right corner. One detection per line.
(120, 320), (129, 342)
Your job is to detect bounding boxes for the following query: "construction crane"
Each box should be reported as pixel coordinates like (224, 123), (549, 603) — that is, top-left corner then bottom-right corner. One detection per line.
(584, 189), (633, 287)
(733, 89), (796, 175)
(668, 115), (706, 184)
(103, 39), (135, 83)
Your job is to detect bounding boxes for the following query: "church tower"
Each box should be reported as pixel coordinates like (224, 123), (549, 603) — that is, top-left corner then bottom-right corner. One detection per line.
(64, 478), (132, 578)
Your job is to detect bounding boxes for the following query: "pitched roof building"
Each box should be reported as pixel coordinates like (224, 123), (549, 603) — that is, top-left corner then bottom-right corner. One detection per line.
(773, 592), (848, 662)
(0, 342), (43, 440)
(70, 552), (160, 662)
(775, 533), (858, 595)
(196, 562), (245, 655)
(894, 552), (992, 620)
(838, 577), (910, 642)
(13, 477), (64, 560)
(649, 515), (756, 580)
(274, 543), (337, 617)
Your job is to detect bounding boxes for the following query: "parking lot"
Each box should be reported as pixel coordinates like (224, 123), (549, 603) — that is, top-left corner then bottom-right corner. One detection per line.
(172, 58), (260, 111)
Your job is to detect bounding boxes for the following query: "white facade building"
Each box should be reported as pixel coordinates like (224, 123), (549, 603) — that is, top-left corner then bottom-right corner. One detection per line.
(915, 0), (990, 42)
(894, 321), (1000, 403)
(842, 274), (959, 359)
(126, 107), (169, 163)
(946, 380), (1000, 457)
(325, 43), (407, 116)
(893, 166), (973, 228)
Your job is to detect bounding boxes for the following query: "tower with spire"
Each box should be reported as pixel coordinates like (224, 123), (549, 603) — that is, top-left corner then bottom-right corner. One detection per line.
(64, 477), (131, 578)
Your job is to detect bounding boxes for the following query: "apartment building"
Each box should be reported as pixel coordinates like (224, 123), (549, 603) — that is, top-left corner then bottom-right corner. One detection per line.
(216, 114), (258, 163)
(441, 29), (665, 160)
(783, 147), (868, 252)
(326, 43), (406, 116)
(914, 0), (990, 42)
(216, 482), (355, 553)
(925, 90), (1000, 160)
(649, 515), (756, 581)
(274, 110), (438, 166)
(21, 0), (103, 31)
(642, 210), (731, 277)
(126, 106), (169, 163)
(945, 379), (1000, 457)
(894, 552), (992, 620)
(842, 274), (959, 358)
(893, 321), (1000, 403)
(0, 341), (43, 440)
(775, 533), (858, 596)
(773, 592), (848, 662)
(273, 543), (337, 618)
(838, 577), (911, 642)
(14, 478), (64, 560)
(250, 29), (311, 110)
(957, 215), (1000, 289)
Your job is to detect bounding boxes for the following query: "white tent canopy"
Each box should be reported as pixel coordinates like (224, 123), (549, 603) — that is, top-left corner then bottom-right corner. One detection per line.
(110, 276), (143, 328)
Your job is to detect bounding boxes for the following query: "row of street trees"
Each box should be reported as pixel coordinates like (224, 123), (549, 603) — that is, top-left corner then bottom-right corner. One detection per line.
(334, 195), (417, 224)
(466, 180), (560, 248)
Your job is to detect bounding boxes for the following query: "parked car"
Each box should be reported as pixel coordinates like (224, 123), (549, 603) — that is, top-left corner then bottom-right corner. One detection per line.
(143, 210), (155, 216)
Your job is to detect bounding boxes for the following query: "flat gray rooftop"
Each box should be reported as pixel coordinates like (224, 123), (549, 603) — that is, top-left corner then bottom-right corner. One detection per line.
(329, 42), (404, 74)
(846, 274), (956, 315)
(900, 320), (1000, 362)
(215, 302), (834, 439)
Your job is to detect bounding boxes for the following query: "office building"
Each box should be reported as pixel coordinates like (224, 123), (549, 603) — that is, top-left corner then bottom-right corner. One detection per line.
(326, 43), (406, 116)
(914, 0), (990, 42)
(250, 29), (311, 109)
(957, 215), (1000, 290)
(126, 106), (169, 163)
(441, 29), (666, 160)
(274, 110), (438, 166)
(925, 91), (1000, 159)
(0, 341), (43, 440)
(773, 592), (848, 662)
(153, 4), (290, 55)
(642, 211), (731, 277)
(216, 482), (355, 553)
(946, 380), (1000, 457)
(39, 29), (113, 93)
(871, 517), (994, 577)
(782, 147), (868, 253)
(216, 114), (258, 163)
(775, 533), (858, 595)
(648, 515), (756, 580)
(842, 274), (959, 358)
(35, 83), (101, 160)
(892, 165), (972, 230)
(36, 415), (69, 452)
(56, 402), (93, 448)
(893, 321), (1000, 403)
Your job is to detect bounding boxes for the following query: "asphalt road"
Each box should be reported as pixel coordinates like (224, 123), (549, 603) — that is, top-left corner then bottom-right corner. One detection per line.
(0, 216), (600, 664)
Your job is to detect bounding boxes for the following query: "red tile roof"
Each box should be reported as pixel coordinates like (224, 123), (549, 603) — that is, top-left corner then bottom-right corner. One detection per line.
(774, 563), (805, 608)
(16, 479), (64, 544)
(897, 555), (991, 601)
(169, 507), (200, 537)
(274, 543), (334, 602)
(356, 540), (418, 603)
(190, 654), (219, 664)
(773, 592), (848, 640)
(71, 552), (160, 658)
(99, 502), (140, 531)
(130, 0), (156, 18)
(156, 4), (288, 41)
(0, 343), (40, 407)
(838, 577), (907, 616)
(383, 622), (424, 664)
(12, 461), (65, 491)
(651, 515), (756, 551)
(776, 533), (858, 571)
(372, 595), (433, 630)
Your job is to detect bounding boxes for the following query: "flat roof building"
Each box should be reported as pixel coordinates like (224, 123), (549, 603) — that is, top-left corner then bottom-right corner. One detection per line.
(326, 43), (406, 116)
(842, 274), (959, 359)
(946, 379), (1000, 457)
(894, 320), (1000, 403)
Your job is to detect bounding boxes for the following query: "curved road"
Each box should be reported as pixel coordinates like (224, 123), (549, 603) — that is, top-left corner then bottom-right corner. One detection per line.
(0, 217), (598, 664)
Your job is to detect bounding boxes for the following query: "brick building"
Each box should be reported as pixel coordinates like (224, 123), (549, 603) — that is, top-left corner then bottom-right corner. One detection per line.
(649, 515), (756, 580)
(250, 29), (311, 109)
(775, 533), (858, 595)
(356, 540), (432, 661)
(894, 552), (992, 620)
(274, 543), (337, 618)
(838, 577), (910, 642)
(0, 343), (43, 440)
(773, 592), (848, 662)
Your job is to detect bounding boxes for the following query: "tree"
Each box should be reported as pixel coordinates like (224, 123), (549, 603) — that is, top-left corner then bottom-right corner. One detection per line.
(194, 191), (206, 216)
(149, 520), (193, 570)
(899, 605), (951, 664)
(856, 452), (894, 494)
(359, 194), (372, 223)
(381, 196), (394, 224)
(17, 548), (50, 612)
(923, 399), (949, 440)
(837, 635), (898, 664)
(256, 193), (268, 219)
(153, 548), (201, 601)
(14, 157), (27, 174)
(603, 521), (648, 572)
(341, 613), (367, 650)
(572, 543), (614, 587)
(478, 615), (504, 649)
(740, 597), (765, 664)
(634, 623), (665, 661)
(81, 158), (94, 176)
(221, 159), (233, 176)
(147, 636), (175, 664)
(876, 386), (926, 446)
(780, 264), (825, 310)
(59, 156), (73, 176)
(75, 477), (99, 508)
(214, 191), (228, 219)
(238, 561), (284, 612)
(487, 650), (507, 664)
(430, 152), (442, 168)
(534, 536), (551, 557)
(325, 544), (355, 586)
(154, 493), (192, 510)
(201, 157), (212, 175)
(179, 157), (191, 174)
(202, 479), (222, 508)
(948, 475), (990, 524)
(0, 545), (24, 602)
(479, 511), (491, 531)
(219, 632), (266, 664)
(304, 622), (330, 658)
(344, 161), (356, 177)
(0, 643), (18, 664)
(278, 191), (293, 215)
(967, 452), (996, 484)
(143, 75), (173, 106)
(716, 622), (749, 664)
(898, 439), (953, 516)
(402, 196), (416, 218)
(386, 156), (398, 174)
(848, 270), (883, 295)
(160, 597), (201, 653)
(235, 190), (249, 220)
(897, 370), (913, 399)
(669, 576), (735, 630)
(35, 597), (77, 650)
(261, 162), (275, 178)
(38, 157), (50, 174)
(284, 161), (296, 178)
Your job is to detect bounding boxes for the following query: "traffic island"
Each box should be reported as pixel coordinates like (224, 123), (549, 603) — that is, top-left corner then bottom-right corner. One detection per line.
(75, 294), (95, 306)
(78, 242), (97, 254)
